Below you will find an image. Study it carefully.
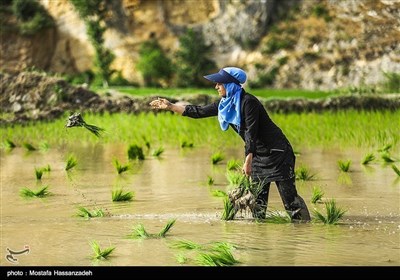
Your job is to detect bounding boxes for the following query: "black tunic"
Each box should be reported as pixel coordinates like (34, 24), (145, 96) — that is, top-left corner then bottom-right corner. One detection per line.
(182, 90), (296, 182)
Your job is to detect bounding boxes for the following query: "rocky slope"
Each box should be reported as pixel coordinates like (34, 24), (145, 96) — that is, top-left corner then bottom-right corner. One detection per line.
(0, 0), (399, 90)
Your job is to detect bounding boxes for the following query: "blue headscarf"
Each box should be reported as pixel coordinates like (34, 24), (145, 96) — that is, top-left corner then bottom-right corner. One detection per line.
(218, 83), (242, 131)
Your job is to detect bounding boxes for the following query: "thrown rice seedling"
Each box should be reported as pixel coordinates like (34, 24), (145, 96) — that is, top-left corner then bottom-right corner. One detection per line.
(65, 155), (77, 171)
(361, 153), (375, 165)
(313, 199), (346, 225)
(207, 176), (214, 186)
(211, 152), (224, 165)
(378, 144), (392, 153)
(113, 159), (130, 174)
(90, 240), (115, 260)
(175, 253), (188, 264)
(295, 166), (315, 181)
(127, 144), (145, 160)
(66, 112), (105, 137)
(221, 197), (236, 221)
(311, 186), (324, 204)
(112, 188), (134, 202)
(196, 246), (239, 266)
(391, 164), (400, 176)
(76, 206), (105, 218)
(129, 219), (176, 239)
(20, 186), (51, 198)
(152, 147), (164, 157)
(23, 142), (36, 151)
(226, 159), (241, 171)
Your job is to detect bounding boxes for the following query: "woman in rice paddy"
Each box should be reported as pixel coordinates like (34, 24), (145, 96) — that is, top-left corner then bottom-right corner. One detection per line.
(150, 67), (310, 221)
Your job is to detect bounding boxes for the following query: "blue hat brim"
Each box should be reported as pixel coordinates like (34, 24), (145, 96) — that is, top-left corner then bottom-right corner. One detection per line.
(203, 69), (240, 85)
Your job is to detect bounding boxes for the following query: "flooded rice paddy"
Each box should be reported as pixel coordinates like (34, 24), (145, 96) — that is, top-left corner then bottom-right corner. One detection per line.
(1, 143), (399, 266)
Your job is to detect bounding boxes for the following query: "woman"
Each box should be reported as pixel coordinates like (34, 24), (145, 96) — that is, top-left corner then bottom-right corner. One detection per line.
(149, 67), (311, 221)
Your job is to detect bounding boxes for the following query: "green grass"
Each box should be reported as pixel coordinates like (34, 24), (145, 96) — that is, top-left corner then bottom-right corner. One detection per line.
(1, 110), (399, 151)
(99, 86), (331, 100)
(20, 186), (51, 198)
(112, 188), (134, 202)
(90, 240), (115, 260)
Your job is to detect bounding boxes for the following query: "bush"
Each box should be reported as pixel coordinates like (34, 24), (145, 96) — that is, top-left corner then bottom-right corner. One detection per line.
(12, 0), (54, 34)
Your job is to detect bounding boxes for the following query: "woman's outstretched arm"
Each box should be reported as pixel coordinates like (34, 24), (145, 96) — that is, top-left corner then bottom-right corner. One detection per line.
(149, 97), (185, 115)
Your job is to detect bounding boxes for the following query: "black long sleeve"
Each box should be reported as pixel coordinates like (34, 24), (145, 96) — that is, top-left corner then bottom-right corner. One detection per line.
(182, 102), (219, 118)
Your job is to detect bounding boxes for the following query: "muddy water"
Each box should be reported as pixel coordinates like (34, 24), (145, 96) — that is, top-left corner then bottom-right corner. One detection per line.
(1, 144), (399, 266)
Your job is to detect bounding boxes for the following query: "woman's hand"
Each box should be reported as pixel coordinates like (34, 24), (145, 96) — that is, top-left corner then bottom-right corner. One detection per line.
(149, 98), (172, 110)
(242, 153), (253, 176)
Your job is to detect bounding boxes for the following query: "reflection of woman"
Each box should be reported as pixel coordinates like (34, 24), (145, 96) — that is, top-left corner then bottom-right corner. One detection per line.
(150, 67), (310, 221)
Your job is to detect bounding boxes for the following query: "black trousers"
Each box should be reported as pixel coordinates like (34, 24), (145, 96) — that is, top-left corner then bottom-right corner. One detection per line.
(251, 176), (311, 221)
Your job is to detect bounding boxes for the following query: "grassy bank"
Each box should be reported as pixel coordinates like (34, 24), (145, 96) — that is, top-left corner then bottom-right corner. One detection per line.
(99, 87), (332, 100)
(1, 110), (398, 153)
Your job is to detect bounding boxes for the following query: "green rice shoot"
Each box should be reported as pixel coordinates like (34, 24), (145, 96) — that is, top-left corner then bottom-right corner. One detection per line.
(381, 152), (395, 163)
(20, 186), (51, 198)
(76, 206), (105, 218)
(129, 219), (176, 239)
(112, 188), (134, 202)
(4, 139), (16, 150)
(169, 240), (203, 250)
(391, 164), (400, 176)
(313, 199), (346, 225)
(175, 253), (188, 264)
(207, 176), (214, 186)
(180, 140), (194, 148)
(127, 144), (145, 160)
(114, 159), (130, 174)
(226, 159), (241, 171)
(23, 142), (36, 151)
(295, 166), (316, 181)
(157, 219), (177, 237)
(211, 189), (227, 198)
(152, 147), (164, 157)
(90, 240), (115, 260)
(65, 155), (77, 171)
(361, 153), (375, 165)
(211, 152), (224, 165)
(311, 186), (324, 204)
(35, 168), (44, 180)
(221, 197), (235, 221)
(264, 210), (292, 224)
(338, 160), (351, 172)
(196, 246), (239, 266)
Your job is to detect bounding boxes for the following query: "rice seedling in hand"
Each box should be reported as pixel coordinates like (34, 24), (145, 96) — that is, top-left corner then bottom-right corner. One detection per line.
(311, 186), (324, 204)
(113, 159), (130, 174)
(338, 160), (351, 172)
(20, 186), (51, 198)
(65, 155), (77, 171)
(4, 139), (16, 150)
(221, 197), (235, 220)
(127, 144), (145, 160)
(211, 152), (224, 165)
(66, 112), (104, 137)
(76, 206), (105, 218)
(226, 159), (241, 171)
(361, 153), (375, 165)
(207, 176), (214, 186)
(90, 240), (115, 260)
(211, 189), (227, 198)
(196, 246), (239, 266)
(391, 164), (400, 176)
(23, 142), (36, 151)
(112, 188), (134, 202)
(152, 147), (164, 157)
(313, 199), (346, 225)
(295, 166), (315, 181)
